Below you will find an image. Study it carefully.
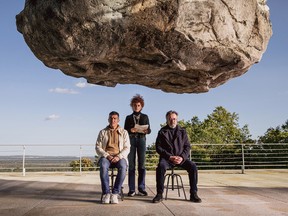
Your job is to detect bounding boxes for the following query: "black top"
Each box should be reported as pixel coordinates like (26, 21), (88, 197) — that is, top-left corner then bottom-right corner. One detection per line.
(124, 112), (151, 135)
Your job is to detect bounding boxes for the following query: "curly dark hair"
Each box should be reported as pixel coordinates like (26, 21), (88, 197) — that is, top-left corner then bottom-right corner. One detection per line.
(130, 94), (144, 108)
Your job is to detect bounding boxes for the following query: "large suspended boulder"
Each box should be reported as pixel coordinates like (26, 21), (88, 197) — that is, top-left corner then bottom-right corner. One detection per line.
(16, 0), (272, 93)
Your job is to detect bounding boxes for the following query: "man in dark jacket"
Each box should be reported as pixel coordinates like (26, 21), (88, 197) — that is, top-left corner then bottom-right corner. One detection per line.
(152, 110), (202, 203)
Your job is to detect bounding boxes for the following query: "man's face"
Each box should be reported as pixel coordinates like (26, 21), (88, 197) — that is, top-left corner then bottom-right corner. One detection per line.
(132, 102), (142, 113)
(167, 113), (178, 128)
(109, 114), (119, 129)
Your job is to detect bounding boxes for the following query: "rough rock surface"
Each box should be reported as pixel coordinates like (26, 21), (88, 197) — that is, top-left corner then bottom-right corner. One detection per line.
(16, 0), (272, 93)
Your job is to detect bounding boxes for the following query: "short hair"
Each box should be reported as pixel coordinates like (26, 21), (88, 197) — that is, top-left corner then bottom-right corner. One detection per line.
(109, 111), (119, 118)
(130, 94), (144, 108)
(165, 110), (178, 121)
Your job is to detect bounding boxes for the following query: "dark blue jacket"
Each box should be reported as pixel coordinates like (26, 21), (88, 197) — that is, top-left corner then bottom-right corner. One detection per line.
(156, 125), (191, 163)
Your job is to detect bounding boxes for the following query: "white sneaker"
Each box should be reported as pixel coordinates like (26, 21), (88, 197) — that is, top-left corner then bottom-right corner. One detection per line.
(111, 194), (119, 204)
(102, 194), (110, 204)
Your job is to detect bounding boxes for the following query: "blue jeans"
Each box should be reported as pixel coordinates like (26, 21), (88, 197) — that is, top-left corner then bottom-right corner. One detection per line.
(128, 136), (146, 192)
(156, 158), (198, 194)
(99, 157), (127, 194)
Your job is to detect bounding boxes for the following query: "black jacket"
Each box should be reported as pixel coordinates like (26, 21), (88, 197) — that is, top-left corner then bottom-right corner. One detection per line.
(124, 112), (151, 135)
(156, 125), (191, 162)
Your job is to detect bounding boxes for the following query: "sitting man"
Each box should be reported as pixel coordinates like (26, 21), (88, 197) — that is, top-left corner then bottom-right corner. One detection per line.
(96, 111), (130, 204)
(152, 110), (202, 203)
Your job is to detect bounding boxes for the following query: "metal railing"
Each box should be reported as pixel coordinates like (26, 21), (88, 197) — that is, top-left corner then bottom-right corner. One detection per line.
(0, 144), (95, 176)
(1, 143), (288, 176)
(190, 143), (288, 173)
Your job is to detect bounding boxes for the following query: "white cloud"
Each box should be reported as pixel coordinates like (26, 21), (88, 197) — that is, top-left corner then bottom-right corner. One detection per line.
(75, 81), (94, 88)
(75, 81), (87, 88)
(49, 88), (78, 94)
(45, 114), (60, 121)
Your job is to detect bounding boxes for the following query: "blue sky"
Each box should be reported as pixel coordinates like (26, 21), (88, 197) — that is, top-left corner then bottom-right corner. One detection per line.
(0, 1), (287, 156)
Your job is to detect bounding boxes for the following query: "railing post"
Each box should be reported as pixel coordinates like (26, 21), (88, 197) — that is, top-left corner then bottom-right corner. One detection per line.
(241, 144), (245, 174)
(80, 145), (82, 175)
(22, 145), (26, 176)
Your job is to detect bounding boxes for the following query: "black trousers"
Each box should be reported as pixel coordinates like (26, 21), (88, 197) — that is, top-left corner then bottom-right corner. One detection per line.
(156, 158), (198, 194)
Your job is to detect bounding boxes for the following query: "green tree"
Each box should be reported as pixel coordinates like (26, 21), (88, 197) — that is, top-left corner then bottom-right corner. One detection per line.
(182, 106), (252, 144)
(258, 120), (288, 143)
(179, 106), (253, 166)
(178, 116), (205, 143)
(256, 120), (288, 167)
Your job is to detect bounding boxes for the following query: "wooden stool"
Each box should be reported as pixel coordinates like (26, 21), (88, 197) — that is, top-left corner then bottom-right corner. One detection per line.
(101, 167), (124, 201)
(164, 167), (187, 200)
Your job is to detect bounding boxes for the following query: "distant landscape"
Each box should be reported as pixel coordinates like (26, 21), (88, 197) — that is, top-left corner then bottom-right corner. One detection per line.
(0, 155), (96, 172)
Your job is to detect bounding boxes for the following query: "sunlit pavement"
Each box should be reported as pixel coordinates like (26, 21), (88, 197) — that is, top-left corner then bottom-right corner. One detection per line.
(0, 169), (288, 216)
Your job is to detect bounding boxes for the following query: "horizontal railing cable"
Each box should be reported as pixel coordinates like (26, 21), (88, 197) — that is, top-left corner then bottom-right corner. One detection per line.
(1, 143), (288, 175)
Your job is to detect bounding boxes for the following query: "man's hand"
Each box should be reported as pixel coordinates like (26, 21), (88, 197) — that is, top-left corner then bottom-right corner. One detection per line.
(169, 156), (183, 165)
(107, 155), (114, 161)
(110, 156), (120, 164)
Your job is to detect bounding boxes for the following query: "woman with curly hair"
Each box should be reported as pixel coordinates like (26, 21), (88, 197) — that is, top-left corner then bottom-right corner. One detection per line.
(124, 94), (151, 196)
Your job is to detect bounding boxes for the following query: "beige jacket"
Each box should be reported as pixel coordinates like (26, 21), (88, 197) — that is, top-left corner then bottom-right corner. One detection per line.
(95, 125), (130, 161)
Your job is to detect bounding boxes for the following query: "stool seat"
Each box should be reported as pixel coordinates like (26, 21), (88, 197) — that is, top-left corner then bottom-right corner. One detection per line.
(164, 167), (187, 200)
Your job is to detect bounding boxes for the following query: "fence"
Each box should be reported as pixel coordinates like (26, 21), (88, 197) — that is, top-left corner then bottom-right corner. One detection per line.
(0, 144), (95, 176)
(190, 143), (288, 172)
(0, 143), (288, 176)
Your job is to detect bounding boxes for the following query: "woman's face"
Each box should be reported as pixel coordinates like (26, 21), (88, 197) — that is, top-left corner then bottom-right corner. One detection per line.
(132, 102), (142, 113)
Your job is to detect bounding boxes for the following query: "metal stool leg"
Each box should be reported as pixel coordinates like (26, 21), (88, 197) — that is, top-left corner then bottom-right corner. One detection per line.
(175, 173), (187, 200)
(176, 174), (181, 197)
(164, 172), (172, 200)
(164, 168), (187, 200)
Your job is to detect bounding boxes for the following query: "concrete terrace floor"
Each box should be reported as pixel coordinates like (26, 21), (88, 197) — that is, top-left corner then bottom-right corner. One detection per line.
(0, 169), (288, 216)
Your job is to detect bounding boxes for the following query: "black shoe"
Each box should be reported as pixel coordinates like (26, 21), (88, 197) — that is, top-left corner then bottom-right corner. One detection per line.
(190, 192), (202, 203)
(152, 194), (163, 203)
(138, 189), (148, 196)
(128, 191), (136, 197)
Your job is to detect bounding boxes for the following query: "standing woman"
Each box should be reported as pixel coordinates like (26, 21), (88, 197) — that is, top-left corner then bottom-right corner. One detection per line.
(124, 94), (151, 196)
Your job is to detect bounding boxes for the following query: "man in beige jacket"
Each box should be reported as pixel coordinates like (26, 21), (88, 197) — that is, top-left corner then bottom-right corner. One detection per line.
(96, 111), (130, 204)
